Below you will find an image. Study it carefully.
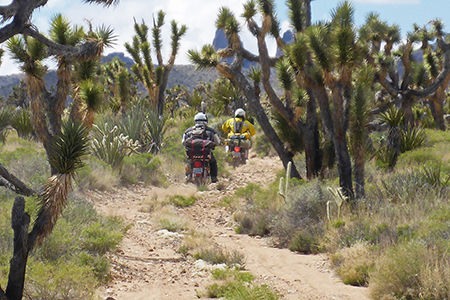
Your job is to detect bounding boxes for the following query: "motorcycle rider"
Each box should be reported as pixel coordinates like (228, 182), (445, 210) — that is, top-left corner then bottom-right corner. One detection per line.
(222, 108), (256, 152)
(182, 112), (220, 183)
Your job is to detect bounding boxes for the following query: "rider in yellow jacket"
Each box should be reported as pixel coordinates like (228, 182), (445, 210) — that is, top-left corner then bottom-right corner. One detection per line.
(222, 108), (256, 140)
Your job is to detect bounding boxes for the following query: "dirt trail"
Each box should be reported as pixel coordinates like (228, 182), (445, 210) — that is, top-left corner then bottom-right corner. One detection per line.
(88, 153), (369, 300)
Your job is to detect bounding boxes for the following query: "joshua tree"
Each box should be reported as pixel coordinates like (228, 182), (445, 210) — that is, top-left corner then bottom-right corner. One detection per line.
(1, 121), (89, 300)
(0, 1), (118, 298)
(361, 14), (450, 129)
(100, 57), (137, 113)
(125, 11), (187, 116)
(189, 2), (302, 179)
(7, 14), (114, 173)
(349, 68), (373, 199)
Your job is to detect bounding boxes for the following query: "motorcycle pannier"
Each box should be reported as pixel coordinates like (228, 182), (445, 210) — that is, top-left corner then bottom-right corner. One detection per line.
(224, 135), (251, 149)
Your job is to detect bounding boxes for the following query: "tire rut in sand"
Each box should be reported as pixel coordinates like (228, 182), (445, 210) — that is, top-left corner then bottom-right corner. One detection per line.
(92, 154), (369, 300)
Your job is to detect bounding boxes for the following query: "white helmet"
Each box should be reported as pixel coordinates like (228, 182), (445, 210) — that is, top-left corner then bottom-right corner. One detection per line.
(194, 112), (208, 123)
(235, 108), (246, 119)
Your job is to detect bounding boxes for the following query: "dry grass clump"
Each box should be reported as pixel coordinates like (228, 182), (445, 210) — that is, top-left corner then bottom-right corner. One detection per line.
(369, 240), (450, 299)
(194, 246), (246, 268)
(177, 230), (212, 256)
(76, 158), (121, 191)
(152, 206), (191, 232)
(331, 242), (374, 286)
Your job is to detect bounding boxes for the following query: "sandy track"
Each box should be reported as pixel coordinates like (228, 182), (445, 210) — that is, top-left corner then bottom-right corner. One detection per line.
(88, 154), (369, 300)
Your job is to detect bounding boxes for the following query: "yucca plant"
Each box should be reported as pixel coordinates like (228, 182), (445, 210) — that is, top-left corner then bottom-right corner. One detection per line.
(11, 108), (35, 140)
(90, 122), (139, 168)
(379, 106), (404, 169)
(146, 110), (167, 154)
(30, 120), (89, 247)
(400, 125), (426, 153)
(0, 108), (11, 144)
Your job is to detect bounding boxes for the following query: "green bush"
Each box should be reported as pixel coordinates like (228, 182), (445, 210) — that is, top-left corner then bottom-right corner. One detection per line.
(25, 259), (97, 300)
(81, 219), (124, 255)
(0, 144), (48, 188)
(331, 243), (373, 287)
(271, 180), (328, 248)
(288, 230), (321, 254)
(77, 252), (111, 283)
(169, 195), (196, 207)
(121, 153), (165, 186)
(233, 183), (281, 236)
(205, 268), (280, 300)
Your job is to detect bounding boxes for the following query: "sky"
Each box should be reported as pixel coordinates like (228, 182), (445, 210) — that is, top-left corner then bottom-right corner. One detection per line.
(0, 0), (450, 75)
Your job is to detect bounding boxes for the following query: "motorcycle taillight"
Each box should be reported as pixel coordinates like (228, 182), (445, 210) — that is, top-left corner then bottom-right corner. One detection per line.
(234, 147), (240, 152)
(194, 161), (202, 168)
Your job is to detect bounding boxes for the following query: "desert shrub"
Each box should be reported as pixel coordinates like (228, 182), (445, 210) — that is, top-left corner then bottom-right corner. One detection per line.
(0, 108), (11, 144)
(194, 246), (245, 268)
(0, 142), (48, 188)
(76, 252), (110, 284)
(156, 217), (189, 232)
(177, 230), (210, 256)
(369, 240), (450, 299)
(0, 197), (14, 280)
(169, 194), (196, 207)
(205, 268), (280, 300)
(24, 259), (96, 300)
(153, 207), (190, 232)
(0, 195), (126, 299)
(120, 153), (165, 186)
(160, 134), (186, 162)
(33, 197), (126, 257)
(253, 133), (274, 157)
(81, 220), (124, 255)
(271, 180), (328, 250)
(76, 156), (121, 191)
(378, 171), (426, 203)
(233, 183), (281, 236)
(331, 243), (374, 286)
(288, 230), (322, 254)
(31, 196), (126, 284)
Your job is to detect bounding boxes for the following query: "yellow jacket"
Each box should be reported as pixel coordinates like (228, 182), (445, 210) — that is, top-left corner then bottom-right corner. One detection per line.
(222, 117), (256, 140)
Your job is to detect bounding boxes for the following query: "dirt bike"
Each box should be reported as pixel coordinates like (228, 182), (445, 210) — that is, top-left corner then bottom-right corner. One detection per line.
(184, 139), (213, 186)
(186, 156), (211, 186)
(225, 135), (251, 168)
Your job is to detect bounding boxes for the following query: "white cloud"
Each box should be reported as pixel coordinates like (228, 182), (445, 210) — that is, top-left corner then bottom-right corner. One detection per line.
(0, 0), (284, 75)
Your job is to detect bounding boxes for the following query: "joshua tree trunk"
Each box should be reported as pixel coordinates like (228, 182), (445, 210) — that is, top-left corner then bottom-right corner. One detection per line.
(315, 85), (354, 198)
(5, 197), (30, 300)
(230, 69), (301, 178)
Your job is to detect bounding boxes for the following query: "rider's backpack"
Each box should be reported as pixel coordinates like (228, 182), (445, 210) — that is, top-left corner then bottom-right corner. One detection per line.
(183, 123), (215, 158)
(232, 118), (244, 135)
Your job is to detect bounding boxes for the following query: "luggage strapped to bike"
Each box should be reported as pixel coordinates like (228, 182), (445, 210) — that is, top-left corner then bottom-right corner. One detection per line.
(190, 139), (210, 161)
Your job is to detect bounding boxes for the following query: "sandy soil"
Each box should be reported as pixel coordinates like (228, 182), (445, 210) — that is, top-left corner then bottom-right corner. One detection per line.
(86, 153), (369, 300)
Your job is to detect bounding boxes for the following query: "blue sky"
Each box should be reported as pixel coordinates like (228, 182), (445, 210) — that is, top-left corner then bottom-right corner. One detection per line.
(0, 0), (449, 75)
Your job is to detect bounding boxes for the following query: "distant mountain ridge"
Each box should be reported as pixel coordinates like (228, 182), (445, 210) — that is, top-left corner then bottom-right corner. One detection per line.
(0, 52), (220, 99)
